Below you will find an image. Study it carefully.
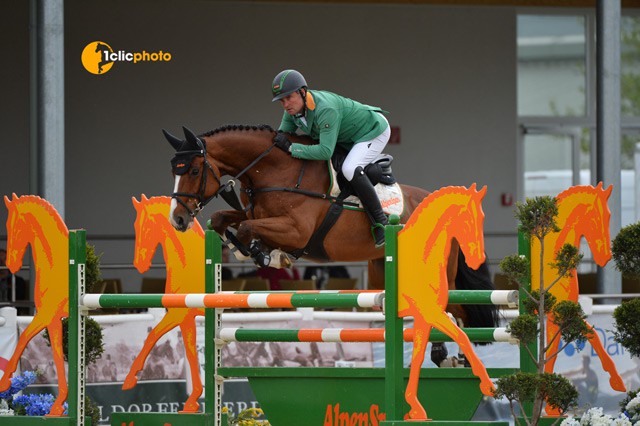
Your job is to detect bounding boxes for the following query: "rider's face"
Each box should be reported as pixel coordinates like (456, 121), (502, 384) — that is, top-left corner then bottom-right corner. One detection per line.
(279, 91), (304, 116)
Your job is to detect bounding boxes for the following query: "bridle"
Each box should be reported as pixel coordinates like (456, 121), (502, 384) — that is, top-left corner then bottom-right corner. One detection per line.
(171, 137), (225, 218)
(171, 136), (278, 218)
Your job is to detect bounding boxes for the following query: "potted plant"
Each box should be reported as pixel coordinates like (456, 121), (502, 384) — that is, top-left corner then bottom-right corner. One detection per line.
(492, 196), (592, 426)
(612, 222), (640, 358)
(44, 243), (105, 364)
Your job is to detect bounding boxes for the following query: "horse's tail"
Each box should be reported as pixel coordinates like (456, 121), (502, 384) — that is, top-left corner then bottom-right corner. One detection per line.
(455, 249), (500, 336)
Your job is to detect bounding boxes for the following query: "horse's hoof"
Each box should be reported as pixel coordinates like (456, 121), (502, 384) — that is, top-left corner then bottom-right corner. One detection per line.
(280, 252), (292, 268)
(405, 408), (429, 421)
(544, 407), (562, 417)
(480, 382), (496, 396)
(46, 404), (65, 416)
(179, 401), (200, 413)
(267, 249), (292, 269)
(122, 375), (138, 390)
(610, 375), (627, 392)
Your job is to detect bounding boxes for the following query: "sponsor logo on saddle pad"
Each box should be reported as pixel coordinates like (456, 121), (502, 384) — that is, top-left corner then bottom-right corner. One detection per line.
(329, 164), (404, 216)
(81, 41), (172, 75)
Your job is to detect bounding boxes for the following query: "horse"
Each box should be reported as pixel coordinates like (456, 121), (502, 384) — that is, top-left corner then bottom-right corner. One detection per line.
(397, 185), (495, 420)
(530, 184), (626, 416)
(163, 125), (498, 331)
(1, 194), (69, 416)
(126, 195), (204, 412)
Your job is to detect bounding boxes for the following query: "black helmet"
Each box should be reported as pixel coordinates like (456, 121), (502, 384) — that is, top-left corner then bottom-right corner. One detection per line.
(272, 69), (307, 102)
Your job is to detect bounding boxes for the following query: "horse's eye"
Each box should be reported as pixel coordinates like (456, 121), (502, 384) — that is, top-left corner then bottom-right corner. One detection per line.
(190, 167), (199, 176)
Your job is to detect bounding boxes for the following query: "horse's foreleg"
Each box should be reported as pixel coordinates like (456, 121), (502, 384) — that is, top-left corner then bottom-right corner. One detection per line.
(405, 320), (431, 421)
(583, 319), (626, 392)
(45, 321), (67, 416)
(210, 210), (251, 261)
(123, 311), (183, 390)
(431, 311), (495, 396)
(236, 217), (305, 268)
(209, 210), (248, 235)
(0, 315), (48, 391)
(179, 312), (202, 413)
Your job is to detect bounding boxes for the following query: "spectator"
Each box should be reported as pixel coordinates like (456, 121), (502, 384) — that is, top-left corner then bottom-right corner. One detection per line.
(255, 266), (301, 290)
(304, 265), (350, 289)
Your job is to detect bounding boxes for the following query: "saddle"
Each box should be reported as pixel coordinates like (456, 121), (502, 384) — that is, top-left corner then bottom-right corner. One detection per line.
(331, 146), (396, 194)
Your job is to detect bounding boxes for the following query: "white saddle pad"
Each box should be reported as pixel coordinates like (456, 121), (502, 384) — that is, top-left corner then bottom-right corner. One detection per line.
(329, 165), (404, 216)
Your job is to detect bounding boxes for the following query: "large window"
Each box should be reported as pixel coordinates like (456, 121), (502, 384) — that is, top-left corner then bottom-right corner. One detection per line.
(518, 15), (586, 117)
(518, 12), (640, 228)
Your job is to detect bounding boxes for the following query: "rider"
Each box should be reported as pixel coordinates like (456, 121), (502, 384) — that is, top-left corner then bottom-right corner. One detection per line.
(271, 69), (390, 247)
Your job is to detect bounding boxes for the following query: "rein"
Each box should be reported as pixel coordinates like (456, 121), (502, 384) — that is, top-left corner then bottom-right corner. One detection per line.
(173, 133), (359, 220)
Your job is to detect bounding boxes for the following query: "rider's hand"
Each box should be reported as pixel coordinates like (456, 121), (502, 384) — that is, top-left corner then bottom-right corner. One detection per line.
(273, 132), (292, 153)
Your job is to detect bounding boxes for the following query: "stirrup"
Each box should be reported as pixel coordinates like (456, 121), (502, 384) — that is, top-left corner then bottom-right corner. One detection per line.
(371, 223), (386, 249)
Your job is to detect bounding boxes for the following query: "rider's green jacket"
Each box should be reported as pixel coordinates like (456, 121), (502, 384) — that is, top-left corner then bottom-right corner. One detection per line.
(278, 90), (388, 161)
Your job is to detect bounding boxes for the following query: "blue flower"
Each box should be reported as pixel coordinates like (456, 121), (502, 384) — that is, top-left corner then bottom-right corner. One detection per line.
(0, 371), (38, 401)
(13, 393), (57, 416)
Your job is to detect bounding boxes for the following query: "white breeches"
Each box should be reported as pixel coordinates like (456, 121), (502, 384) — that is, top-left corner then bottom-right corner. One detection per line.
(341, 115), (390, 181)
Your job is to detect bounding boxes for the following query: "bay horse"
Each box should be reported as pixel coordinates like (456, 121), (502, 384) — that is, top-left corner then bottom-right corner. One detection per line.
(397, 185), (495, 420)
(1, 194), (69, 416)
(163, 125), (498, 330)
(126, 195), (204, 412)
(530, 184), (626, 415)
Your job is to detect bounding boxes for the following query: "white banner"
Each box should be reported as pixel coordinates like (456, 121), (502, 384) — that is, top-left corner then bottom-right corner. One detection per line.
(0, 307), (18, 375)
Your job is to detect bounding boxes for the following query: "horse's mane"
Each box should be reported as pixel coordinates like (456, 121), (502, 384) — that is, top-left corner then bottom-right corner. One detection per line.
(404, 185), (478, 230)
(200, 124), (275, 138)
(9, 195), (68, 236)
(199, 124), (315, 145)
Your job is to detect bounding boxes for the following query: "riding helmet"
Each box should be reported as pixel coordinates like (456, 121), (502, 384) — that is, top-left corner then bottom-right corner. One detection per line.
(272, 69), (307, 101)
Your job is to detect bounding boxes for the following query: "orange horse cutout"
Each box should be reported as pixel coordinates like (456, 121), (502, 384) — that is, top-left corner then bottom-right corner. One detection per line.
(1, 194), (69, 416)
(397, 184), (495, 421)
(530, 184), (626, 416)
(126, 195), (205, 412)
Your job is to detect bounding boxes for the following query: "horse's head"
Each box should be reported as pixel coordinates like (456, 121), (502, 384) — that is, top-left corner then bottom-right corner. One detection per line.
(4, 194), (31, 272)
(164, 127), (222, 232)
(133, 195), (172, 273)
(565, 183), (613, 266)
(454, 184), (488, 270)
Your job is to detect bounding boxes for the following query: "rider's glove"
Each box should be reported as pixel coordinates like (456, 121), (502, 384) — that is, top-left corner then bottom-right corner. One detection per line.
(273, 132), (292, 153)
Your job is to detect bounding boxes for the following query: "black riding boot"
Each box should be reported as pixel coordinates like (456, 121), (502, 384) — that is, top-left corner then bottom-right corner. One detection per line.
(350, 167), (388, 248)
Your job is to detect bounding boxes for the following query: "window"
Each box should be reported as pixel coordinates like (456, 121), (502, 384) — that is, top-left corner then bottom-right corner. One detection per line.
(518, 15), (587, 117)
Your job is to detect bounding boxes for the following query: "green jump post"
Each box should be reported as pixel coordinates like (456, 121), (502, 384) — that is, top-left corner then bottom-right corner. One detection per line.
(69, 229), (87, 426)
(205, 230), (223, 426)
(384, 214), (404, 422)
(518, 231), (536, 418)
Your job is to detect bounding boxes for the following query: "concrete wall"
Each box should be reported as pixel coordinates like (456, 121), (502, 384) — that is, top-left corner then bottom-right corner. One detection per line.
(1, 1), (518, 290)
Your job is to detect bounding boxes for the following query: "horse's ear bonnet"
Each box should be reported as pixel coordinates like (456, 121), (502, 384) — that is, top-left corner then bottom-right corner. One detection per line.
(165, 127), (204, 175)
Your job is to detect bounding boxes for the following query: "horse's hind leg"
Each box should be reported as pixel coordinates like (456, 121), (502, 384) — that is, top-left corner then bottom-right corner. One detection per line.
(179, 313), (202, 413)
(431, 311), (495, 396)
(123, 311), (183, 390)
(45, 320), (67, 416)
(0, 315), (48, 391)
(405, 321), (431, 421)
(583, 319), (625, 392)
